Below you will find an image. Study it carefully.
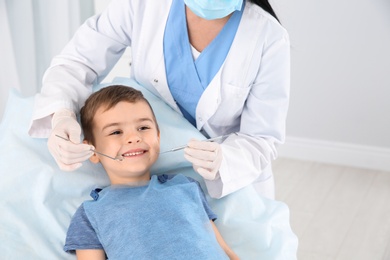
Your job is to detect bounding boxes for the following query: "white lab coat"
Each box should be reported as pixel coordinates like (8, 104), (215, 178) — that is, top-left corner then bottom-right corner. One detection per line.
(29, 0), (290, 199)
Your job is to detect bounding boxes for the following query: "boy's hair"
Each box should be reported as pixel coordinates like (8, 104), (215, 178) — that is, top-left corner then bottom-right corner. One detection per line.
(80, 85), (159, 145)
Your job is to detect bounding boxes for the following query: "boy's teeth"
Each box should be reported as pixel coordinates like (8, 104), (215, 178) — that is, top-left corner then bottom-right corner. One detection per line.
(123, 151), (144, 157)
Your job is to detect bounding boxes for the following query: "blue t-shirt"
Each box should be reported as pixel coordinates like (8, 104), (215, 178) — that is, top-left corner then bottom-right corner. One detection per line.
(64, 174), (228, 259)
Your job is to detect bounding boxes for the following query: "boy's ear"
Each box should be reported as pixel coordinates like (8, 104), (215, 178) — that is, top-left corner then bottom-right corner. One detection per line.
(83, 140), (100, 164)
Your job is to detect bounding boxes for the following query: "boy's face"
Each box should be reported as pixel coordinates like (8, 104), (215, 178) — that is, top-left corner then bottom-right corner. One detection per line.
(89, 101), (160, 185)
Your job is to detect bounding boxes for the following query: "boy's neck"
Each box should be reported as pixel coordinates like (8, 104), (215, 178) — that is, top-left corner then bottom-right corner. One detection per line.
(120, 179), (150, 187)
(109, 173), (151, 187)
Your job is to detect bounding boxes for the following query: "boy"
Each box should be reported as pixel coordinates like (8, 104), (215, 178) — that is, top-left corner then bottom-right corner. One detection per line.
(63, 85), (239, 259)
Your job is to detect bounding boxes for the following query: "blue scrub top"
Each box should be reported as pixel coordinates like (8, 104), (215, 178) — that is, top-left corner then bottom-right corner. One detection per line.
(163, 0), (244, 125)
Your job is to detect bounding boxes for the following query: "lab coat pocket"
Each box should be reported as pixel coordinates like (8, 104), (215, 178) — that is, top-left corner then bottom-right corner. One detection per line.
(211, 83), (251, 127)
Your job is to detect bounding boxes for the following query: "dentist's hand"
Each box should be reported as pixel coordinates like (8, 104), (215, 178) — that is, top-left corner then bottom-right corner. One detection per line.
(184, 139), (222, 180)
(48, 109), (93, 171)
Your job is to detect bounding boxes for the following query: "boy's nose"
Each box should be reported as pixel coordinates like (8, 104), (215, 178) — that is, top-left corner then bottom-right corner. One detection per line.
(127, 133), (141, 144)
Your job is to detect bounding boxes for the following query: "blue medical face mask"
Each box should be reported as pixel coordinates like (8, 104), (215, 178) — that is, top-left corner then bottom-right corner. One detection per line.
(184, 0), (243, 20)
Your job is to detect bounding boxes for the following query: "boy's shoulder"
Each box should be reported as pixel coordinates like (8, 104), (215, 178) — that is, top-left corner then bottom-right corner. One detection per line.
(157, 174), (198, 184)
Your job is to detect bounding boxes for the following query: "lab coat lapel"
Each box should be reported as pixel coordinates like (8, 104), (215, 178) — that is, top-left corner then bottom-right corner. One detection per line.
(135, 1), (179, 111)
(196, 3), (256, 130)
(164, 0), (205, 122)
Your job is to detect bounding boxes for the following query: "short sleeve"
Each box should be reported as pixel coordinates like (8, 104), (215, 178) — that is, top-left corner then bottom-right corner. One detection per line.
(63, 204), (103, 253)
(187, 177), (218, 221)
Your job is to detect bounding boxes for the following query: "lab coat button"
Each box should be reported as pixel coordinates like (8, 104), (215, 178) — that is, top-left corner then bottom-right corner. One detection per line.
(154, 79), (158, 83)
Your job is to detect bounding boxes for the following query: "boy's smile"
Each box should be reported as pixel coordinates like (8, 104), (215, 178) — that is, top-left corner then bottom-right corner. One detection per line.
(89, 100), (160, 185)
(122, 148), (147, 158)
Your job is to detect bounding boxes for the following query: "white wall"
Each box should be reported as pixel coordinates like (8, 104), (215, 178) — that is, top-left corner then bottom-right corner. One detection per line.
(0, 1), (94, 121)
(272, 0), (390, 170)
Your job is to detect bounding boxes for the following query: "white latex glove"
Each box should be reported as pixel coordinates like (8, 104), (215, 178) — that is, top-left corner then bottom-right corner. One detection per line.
(184, 139), (223, 180)
(48, 109), (93, 171)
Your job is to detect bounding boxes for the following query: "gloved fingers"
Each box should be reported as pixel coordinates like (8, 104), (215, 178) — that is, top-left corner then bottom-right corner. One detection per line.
(187, 161), (217, 181)
(48, 109), (94, 170)
(56, 160), (83, 172)
(59, 139), (93, 154)
(48, 133), (93, 166)
(49, 132), (93, 155)
(187, 139), (220, 151)
(184, 147), (218, 161)
(184, 152), (219, 170)
(184, 139), (223, 181)
(67, 125), (82, 144)
(57, 145), (94, 164)
(48, 139), (84, 171)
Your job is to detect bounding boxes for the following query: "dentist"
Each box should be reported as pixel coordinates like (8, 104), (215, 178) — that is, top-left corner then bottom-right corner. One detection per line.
(29, 0), (290, 199)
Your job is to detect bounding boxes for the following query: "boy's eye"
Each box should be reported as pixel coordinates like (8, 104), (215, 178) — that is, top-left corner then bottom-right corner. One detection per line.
(109, 130), (122, 135)
(138, 126), (151, 131)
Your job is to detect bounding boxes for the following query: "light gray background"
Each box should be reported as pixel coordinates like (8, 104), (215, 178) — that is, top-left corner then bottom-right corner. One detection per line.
(272, 0), (390, 148)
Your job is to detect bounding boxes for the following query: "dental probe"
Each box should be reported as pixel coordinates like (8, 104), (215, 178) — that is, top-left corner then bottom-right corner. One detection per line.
(159, 133), (235, 154)
(55, 135), (124, 161)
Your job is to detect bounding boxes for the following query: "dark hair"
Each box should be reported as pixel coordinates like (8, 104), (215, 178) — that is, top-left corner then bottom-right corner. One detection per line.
(80, 85), (159, 144)
(249, 0), (279, 22)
